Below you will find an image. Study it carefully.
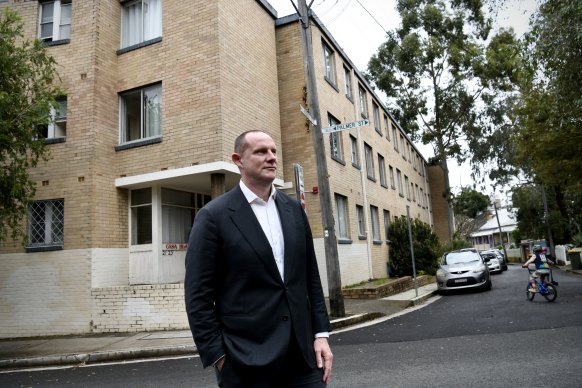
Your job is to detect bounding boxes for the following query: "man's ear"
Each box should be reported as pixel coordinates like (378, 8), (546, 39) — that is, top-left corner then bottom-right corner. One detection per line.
(232, 153), (243, 168)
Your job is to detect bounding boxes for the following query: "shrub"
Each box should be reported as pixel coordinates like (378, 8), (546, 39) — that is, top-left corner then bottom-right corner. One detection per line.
(389, 217), (440, 276)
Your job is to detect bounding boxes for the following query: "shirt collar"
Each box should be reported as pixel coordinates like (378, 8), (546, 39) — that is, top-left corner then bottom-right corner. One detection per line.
(239, 180), (277, 204)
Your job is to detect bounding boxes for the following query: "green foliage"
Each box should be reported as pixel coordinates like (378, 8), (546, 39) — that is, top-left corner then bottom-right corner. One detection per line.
(389, 217), (441, 277)
(0, 8), (62, 243)
(511, 228), (522, 245)
(439, 237), (472, 257)
(453, 187), (490, 218)
(366, 0), (522, 187)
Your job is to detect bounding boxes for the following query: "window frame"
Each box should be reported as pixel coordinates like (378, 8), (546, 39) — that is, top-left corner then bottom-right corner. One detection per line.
(350, 134), (360, 168)
(370, 205), (381, 242)
(322, 41), (336, 86)
(120, 0), (163, 50)
(384, 115), (390, 141)
(356, 205), (365, 238)
(378, 154), (387, 188)
(358, 85), (368, 118)
(38, 0), (71, 43)
(373, 102), (381, 135)
(364, 142), (375, 181)
(343, 66), (353, 100)
(118, 82), (163, 146)
(335, 194), (350, 240)
(383, 209), (391, 242)
(389, 165), (395, 189)
(328, 114), (344, 163)
(392, 127), (398, 151)
(397, 169), (404, 197)
(27, 198), (65, 251)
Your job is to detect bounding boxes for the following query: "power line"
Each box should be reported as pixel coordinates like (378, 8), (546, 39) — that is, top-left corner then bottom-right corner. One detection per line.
(354, 0), (389, 34)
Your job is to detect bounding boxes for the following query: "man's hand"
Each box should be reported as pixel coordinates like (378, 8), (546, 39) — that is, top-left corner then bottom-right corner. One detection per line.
(215, 356), (225, 372)
(314, 337), (333, 384)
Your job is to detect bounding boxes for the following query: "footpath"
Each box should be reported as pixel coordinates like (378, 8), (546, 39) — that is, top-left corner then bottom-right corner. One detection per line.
(2, 264), (580, 372)
(0, 283), (438, 372)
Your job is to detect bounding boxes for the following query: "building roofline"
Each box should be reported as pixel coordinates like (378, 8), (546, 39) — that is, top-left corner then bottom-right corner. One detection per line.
(256, 0), (278, 19)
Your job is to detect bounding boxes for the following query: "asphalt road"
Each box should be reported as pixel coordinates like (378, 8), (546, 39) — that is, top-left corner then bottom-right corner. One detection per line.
(2, 266), (581, 387)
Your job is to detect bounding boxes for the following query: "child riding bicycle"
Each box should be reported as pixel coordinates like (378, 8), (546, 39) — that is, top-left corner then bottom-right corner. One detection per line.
(522, 245), (554, 292)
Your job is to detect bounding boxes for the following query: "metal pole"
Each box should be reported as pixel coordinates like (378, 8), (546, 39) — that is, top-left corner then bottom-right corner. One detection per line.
(296, 0), (345, 317)
(493, 199), (509, 261)
(406, 205), (418, 297)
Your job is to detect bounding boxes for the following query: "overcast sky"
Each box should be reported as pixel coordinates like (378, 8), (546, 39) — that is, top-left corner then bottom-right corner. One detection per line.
(267, 0), (538, 201)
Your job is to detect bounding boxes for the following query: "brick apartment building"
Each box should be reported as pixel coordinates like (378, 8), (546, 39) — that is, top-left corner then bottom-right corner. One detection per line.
(0, 0), (448, 338)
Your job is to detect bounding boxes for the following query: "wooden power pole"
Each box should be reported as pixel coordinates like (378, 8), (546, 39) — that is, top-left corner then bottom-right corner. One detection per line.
(293, 0), (345, 317)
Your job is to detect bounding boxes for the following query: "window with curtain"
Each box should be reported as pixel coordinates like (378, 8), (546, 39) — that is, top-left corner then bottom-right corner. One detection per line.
(121, 0), (162, 49)
(39, 0), (71, 42)
(350, 135), (359, 167)
(356, 205), (365, 237)
(378, 154), (387, 187)
(397, 169), (404, 196)
(38, 97), (67, 139)
(344, 66), (352, 100)
(162, 188), (196, 244)
(322, 41), (336, 85)
(359, 85), (368, 118)
(373, 103), (381, 135)
(383, 210), (391, 241)
(389, 166), (395, 189)
(370, 205), (380, 241)
(329, 114), (343, 161)
(384, 115), (390, 140)
(334, 194), (349, 239)
(119, 83), (162, 143)
(392, 127), (398, 151)
(364, 143), (374, 180)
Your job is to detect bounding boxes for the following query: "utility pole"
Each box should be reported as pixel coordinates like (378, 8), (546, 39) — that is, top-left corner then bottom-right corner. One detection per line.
(493, 198), (508, 262)
(293, 0), (345, 317)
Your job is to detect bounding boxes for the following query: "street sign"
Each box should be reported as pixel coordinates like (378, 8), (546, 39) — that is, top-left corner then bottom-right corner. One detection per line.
(294, 163), (306, 211)
(300, 105), (317, 126)
(321, 119), (369, 134)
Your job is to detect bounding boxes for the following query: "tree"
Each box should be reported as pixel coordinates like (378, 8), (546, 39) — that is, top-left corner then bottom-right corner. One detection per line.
(366, 0), (522, 240)
(510, 1), (582, 243)
(0, 8), (62, 243)
(389, 217), (440, 277)
(453, 187), (490, 218)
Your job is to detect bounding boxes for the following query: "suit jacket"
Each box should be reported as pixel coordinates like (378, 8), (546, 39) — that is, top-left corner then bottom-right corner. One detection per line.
(184, 184), (331, 369)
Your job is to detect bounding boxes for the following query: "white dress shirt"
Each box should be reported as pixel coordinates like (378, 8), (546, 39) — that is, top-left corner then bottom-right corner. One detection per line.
(239, 181), (285, 280)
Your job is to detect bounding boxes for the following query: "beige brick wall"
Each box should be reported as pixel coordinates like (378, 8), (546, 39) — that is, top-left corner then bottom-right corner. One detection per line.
(276, 18), (434, 281)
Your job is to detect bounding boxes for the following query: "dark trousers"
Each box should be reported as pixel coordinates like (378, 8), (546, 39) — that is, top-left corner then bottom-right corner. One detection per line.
(215, 337), (326, 388)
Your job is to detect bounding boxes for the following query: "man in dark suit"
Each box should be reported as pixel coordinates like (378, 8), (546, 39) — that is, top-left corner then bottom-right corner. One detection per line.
(184, 130), (333, 387)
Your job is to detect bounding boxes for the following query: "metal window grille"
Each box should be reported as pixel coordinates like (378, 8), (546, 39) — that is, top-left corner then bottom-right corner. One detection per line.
(28, 199), (64, 247)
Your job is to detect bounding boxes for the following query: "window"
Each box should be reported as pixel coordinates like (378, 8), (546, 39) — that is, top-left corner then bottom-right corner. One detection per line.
(378, 154), (387, 187)
(364, 143), (375, 180)
(384, 115), (390, 141)
(420, 188), (425, 208)
(405, 175), (410, 200)
(162, 188), (196, 244)
(358, 85), (368, 118)
(328, 114), (343, 161)
(119, 83), (162, 144)
(397, 169), (404, 196)
(412, 182), (416, 202)
(356, 205), (365, 237)
(401, 135), (406, 159)
(389, 166), (395, 189)
(322, 41), (336, 85)
(343, 66), (352, 100)
(370, 205), (380, 241)
(350, 135), (359, 167)
(335, 194), (349, 239)
(27, 199), (64, 249)
(39, 1), (71, 42)
(39, 97), (67, 139)
(392, 127), (398, 151)
(121, 0), (162, 49)
(131, 188), (152, 245)
(373, 102), (381, 135)
(383, 210), (391, 241)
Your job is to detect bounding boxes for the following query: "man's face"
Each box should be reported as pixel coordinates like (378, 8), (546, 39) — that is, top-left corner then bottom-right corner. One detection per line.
(233, 132), (277, 186)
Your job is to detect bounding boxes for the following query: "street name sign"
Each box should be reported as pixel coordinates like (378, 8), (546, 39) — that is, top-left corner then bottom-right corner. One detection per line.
(300, 105), (317, 126)
(322, 119), (370, 134)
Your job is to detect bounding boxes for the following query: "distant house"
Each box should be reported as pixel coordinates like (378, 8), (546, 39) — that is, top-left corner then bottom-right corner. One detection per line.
(471, 208), (517, 250)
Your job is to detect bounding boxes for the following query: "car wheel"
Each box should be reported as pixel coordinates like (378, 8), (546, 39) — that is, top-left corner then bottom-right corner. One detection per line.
(484, 279), (492, 291)
(438, 289), (448, 296)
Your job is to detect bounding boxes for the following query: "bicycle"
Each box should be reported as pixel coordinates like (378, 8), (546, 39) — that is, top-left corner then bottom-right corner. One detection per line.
(524, 266), (558, 302)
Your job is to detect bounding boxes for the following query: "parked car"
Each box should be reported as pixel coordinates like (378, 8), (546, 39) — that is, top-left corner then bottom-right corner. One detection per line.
(481, 249), (508, 271)
(481, 251), (502, 274)
(436, 248), (492, 294)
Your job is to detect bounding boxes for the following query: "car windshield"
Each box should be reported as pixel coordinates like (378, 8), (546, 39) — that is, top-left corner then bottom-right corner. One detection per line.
(443, 251), (480, 265)
(482, 253), (496, 260)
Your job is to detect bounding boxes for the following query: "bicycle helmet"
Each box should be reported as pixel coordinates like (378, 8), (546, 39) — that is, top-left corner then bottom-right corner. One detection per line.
(532, 245), (542, 253)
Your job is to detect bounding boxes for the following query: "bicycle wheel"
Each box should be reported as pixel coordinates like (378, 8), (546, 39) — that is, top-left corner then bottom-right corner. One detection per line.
(543, 284), (557, 302)
(526, 284), (535, 301)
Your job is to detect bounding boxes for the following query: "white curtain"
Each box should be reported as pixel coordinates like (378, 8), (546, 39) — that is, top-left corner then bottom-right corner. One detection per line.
(144, 0), (162, 41)
(122, 1), (142, 47)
